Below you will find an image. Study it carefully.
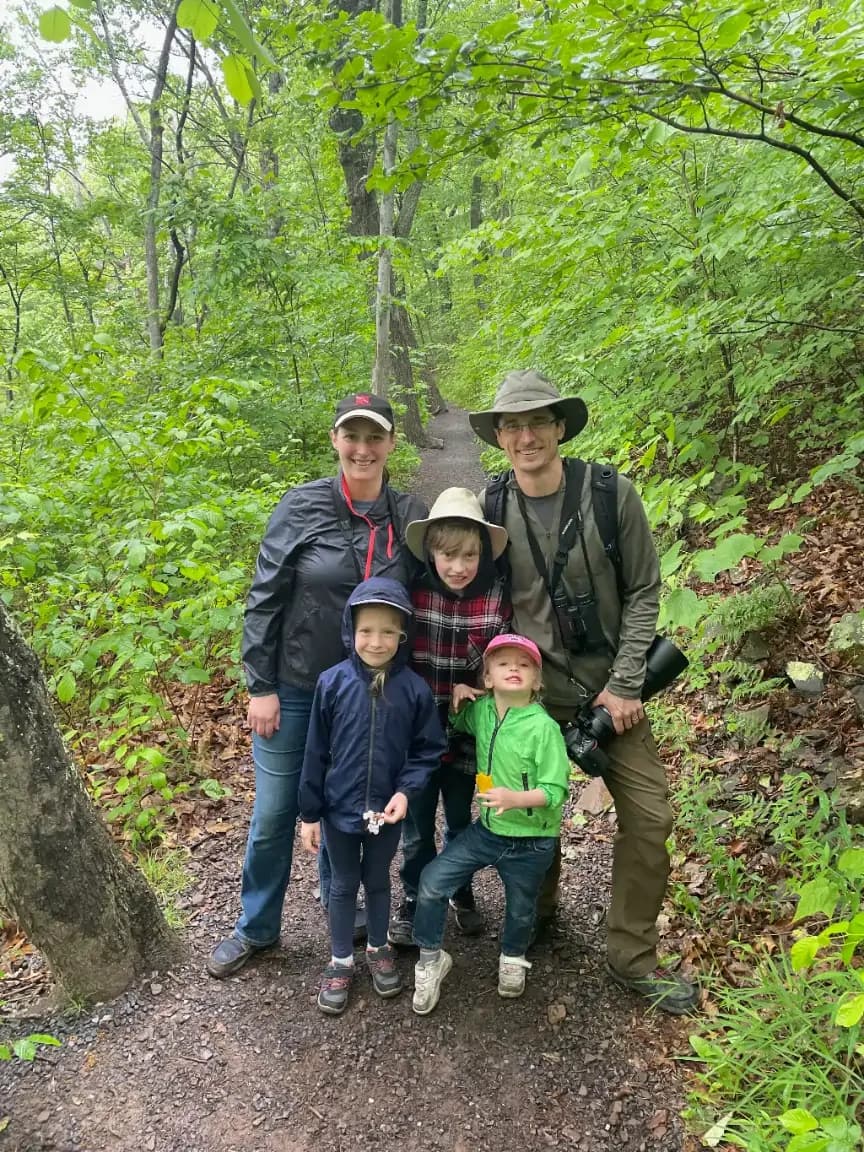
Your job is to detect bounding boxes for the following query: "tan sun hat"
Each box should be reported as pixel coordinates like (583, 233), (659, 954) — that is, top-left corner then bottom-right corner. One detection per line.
(469, 369), (588, 447)
(406, 487), (508, 561)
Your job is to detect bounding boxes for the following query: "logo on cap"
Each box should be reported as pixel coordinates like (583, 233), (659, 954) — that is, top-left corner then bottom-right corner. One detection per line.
(355, 394), (371, 405)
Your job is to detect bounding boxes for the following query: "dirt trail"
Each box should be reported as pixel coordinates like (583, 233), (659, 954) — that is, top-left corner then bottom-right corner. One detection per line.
(0, 407), (691, 1152)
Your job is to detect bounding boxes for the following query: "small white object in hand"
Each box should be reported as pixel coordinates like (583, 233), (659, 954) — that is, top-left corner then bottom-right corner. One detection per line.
(363, 810), (383, 834)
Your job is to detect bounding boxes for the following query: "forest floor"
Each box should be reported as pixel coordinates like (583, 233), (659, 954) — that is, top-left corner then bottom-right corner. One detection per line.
(3, 407), (863, 1152)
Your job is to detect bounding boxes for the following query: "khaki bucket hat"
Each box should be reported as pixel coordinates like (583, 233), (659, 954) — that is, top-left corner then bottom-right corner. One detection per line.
(469, 370), (588, 446)
(406, 487), (509, 560)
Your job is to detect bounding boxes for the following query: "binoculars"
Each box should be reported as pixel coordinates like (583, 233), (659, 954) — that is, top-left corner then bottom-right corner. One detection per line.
(563, 636), (689, 776)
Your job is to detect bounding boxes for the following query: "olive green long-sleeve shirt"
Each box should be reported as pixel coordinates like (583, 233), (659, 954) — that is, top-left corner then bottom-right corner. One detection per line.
(484, 465), (660, 710)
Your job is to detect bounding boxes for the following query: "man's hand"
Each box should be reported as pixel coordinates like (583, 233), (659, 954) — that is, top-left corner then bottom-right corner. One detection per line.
(479, 787), (520, 816)
(300, 821), (320, 852)
(451, 684), (485, 712)
(593, 688), (644, 736)
(247, 693), (280, 739)
(381, 792), (408, 824)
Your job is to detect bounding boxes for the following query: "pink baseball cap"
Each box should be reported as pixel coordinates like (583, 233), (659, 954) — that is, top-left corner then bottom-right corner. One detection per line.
(484, 634), (542, 669)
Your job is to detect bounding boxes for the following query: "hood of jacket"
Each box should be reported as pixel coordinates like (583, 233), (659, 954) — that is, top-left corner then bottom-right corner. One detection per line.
(341, 577), (414, 671)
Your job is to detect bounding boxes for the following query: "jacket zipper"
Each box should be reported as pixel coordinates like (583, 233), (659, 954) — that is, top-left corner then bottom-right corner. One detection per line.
(521, 772), (533, 817)
(365, 685), (378, 818)
(484, 709), (508, 828)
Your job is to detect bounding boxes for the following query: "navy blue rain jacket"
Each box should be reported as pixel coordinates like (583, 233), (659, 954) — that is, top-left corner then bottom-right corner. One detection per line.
(299, 577), (446, 834)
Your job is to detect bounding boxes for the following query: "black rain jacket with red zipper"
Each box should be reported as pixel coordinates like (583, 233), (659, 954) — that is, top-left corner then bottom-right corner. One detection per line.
(242, 471), (427, 696)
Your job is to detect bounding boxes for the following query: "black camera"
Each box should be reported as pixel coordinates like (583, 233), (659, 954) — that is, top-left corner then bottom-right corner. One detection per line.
(563, 636), (689, 776)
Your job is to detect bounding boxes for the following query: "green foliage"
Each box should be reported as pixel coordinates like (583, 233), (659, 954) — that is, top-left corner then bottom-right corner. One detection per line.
(138, 847), (194, 928)
(0, 1029), (61, 1062)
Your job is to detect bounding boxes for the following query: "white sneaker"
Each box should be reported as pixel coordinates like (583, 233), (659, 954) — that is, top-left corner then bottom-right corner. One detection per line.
(412, 950), (453, 1015)
(498, 954), (531, 998)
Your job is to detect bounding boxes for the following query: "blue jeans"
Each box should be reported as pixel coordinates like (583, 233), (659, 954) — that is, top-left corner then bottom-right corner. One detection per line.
(413, 821), (555, 956)
(400, 766), (476, 905)
(322, 822), (401, 957)
(234, 685), (315, 947)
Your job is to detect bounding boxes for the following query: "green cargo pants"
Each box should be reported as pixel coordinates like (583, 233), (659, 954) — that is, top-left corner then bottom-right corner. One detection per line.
(538, 712), (672, 978)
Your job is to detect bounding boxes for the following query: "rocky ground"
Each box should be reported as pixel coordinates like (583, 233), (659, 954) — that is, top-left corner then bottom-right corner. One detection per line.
(1, 407), (696, 1152)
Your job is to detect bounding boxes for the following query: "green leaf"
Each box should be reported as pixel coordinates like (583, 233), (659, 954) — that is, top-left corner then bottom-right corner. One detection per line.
(693, 534), (760, 582)
(114, 776), (131, 795)
(222, 55), (255, 105)
(786, 1134), (829, 1152)
(837, 848), (864, 879)
(780, 1109), (820, 1135)
(794, 878), (840, 922)
(39, 7), (72, 42)
(766, 493), (789, 511)
(834, 993), (864, 1028)
(659, 587), (705, 632)
(56, 670), (77, 703)
(713, 11), (751, 50)
(177, 0), (219, 41)
(790, 935), (821, 971)
(219, 0), (276, 67)
(26, 1034), (61, 1048)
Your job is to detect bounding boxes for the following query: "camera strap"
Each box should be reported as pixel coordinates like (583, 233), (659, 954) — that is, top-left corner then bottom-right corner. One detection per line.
(514, 458), (589, 596)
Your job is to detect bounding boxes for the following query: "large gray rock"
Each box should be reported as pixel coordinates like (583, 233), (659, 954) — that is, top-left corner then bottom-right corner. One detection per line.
(785, 660), (825, 697)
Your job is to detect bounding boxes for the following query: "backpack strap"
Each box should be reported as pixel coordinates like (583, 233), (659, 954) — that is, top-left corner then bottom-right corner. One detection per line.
(483, 472), (512, 582)
(590, 462), (623, 599)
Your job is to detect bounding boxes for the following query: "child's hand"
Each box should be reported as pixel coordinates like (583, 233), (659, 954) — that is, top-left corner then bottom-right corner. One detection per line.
(451, 684), (485, 712)
(300, 821), (321, 852)
(380, 791), (408, 824)
(479, 787), (518, 816)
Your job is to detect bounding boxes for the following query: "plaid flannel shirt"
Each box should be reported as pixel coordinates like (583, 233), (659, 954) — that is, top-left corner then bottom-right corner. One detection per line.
(410, 576), (511, 774)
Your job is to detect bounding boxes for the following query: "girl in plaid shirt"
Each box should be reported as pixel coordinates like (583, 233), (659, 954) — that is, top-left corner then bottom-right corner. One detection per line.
(388, 488), (511, 947)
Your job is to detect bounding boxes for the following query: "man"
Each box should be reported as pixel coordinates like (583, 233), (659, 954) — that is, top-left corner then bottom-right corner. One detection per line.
(470, 370), (698, 1014)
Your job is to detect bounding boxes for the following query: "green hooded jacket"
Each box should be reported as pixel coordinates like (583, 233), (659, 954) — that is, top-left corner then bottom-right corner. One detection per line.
(451, 694), (570, 837)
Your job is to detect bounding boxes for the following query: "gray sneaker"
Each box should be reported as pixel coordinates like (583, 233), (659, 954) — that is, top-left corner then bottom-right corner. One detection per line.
(366, 945), (403, 998)
(607, 963), (700, 1015)
(388, 901), (416, 948)
(206, 935), (267, 979)
(317, 962), (355, 1015)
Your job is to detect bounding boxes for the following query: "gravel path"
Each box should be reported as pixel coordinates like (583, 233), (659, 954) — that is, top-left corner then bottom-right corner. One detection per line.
(0, 407), (691, 1152)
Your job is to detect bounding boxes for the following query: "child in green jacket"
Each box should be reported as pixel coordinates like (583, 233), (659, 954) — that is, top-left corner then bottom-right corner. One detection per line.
(411, 634), (570, 1014)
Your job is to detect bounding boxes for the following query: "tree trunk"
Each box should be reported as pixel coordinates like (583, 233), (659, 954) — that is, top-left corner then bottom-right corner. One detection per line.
(372, 116), (398, 396)
(0, 603), (178, 1001)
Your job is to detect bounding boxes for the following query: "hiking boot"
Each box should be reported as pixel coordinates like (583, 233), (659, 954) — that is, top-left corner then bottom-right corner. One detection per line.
(498, 954), (532, 999)
(317, 962), (355, 1015)
(449, 899), (485, 937)
(388, 901), (416, 948)
(412, 950), (453, 1015)
(607, 963), (700, 1016)
(366, 945), (403, 999)
(206, 935), (267, 979)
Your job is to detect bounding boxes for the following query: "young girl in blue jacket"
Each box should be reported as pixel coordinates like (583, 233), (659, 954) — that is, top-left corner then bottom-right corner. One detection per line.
(299, 577), (446, 1015)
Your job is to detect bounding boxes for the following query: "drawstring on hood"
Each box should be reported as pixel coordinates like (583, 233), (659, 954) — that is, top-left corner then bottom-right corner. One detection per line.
(341, 474), (395, 580)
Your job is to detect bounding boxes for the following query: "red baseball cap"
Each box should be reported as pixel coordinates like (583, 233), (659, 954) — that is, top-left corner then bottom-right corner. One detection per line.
(484, 634), (542, 669)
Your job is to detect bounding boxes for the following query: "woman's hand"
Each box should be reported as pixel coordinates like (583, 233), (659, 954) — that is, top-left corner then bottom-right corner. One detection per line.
(247, 693), (281, 739)
(451, 684), (485, 713)
(300, 821), (321, 852)
(381, 791), (408, 824)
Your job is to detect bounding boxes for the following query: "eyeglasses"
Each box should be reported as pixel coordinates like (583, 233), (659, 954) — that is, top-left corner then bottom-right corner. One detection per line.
(496, 417), (559, 435)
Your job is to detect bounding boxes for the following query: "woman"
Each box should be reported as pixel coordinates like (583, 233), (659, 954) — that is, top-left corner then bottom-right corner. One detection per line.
(207, 392), (428, 978)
